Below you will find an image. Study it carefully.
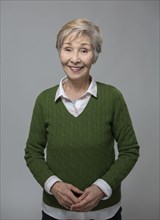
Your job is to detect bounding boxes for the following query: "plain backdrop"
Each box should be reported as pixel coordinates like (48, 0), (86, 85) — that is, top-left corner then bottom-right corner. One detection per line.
(0, 1), (159, 220)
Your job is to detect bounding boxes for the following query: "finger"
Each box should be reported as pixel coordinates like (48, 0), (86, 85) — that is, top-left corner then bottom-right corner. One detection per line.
(61, 202), (71, 210)
(71, 189), (84, 202)
(56, 190), (76, 207)
(70, 195), (90, 210)
(68, 185), (83, 203)
(56, 184), (77, 203)
(61, 188), (80, 204)
(77, 190), (88, 201)
(70, 185), (83, 195)
(71, 200), (96, 212)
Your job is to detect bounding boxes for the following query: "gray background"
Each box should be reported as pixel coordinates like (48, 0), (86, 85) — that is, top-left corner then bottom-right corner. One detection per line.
(0, 1), (159, 220)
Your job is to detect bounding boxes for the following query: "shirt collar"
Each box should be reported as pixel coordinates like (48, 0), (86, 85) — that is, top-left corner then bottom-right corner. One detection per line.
(55, 76), (97, 102)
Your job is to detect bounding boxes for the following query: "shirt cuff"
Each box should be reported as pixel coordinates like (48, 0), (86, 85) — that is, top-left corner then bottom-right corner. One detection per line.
(93, 179), (112, 200)
(44, 176), (62, 194)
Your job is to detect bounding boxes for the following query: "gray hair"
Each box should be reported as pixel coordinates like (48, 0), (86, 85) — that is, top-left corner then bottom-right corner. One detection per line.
(56, 18), (103, 63)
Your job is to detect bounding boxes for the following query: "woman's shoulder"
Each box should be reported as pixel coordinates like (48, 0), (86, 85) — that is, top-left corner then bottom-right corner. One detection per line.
(39, 85), (58, 95)
(35, 85), (59, 103)
(96, 81), (126, 106)
(96, 81), (122, 96)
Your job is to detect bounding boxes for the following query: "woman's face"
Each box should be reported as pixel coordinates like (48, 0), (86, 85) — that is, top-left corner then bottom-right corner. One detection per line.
(60, 33), (94, 82)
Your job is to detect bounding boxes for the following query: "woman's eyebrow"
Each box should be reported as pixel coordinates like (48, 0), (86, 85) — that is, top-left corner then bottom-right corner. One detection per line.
(80, 43), (91, 47)
(63, 42), (91, 46)
(63, 42), (71, 45)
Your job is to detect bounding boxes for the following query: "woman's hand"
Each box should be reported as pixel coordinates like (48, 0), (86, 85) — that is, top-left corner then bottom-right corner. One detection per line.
(70, 185), (105, 212)
(50, 182), (83, 210)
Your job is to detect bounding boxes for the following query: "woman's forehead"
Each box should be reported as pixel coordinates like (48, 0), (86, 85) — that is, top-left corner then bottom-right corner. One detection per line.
(63, 32), (92, 45)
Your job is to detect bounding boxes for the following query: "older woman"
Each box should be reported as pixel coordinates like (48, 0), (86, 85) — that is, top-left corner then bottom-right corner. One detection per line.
(25, 18), (139, 220)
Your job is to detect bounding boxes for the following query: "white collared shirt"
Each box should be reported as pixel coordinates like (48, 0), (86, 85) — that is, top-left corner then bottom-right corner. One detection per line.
(55, 76), (97, 117)
(43, 76), (120, 220)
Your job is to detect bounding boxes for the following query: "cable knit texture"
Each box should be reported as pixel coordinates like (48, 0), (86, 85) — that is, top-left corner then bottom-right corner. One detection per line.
(25, 82), (139, 211)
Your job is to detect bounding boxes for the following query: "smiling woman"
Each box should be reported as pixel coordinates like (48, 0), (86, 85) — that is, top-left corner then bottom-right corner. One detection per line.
(56, 18), (102, 63)
(25, 18), (140, 220)
(60, 34), (94, 97)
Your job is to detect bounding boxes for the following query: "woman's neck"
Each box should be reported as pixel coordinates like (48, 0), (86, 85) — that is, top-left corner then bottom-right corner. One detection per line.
(63, 76), (91, 100)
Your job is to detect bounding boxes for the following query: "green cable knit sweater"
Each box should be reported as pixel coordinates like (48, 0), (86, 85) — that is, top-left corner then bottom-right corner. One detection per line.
(25, 82), (139, 211)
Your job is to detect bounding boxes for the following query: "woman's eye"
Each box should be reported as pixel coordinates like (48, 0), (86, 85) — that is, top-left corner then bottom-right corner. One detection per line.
(81, 49), (88, 53)
(64, 48), (71, 52)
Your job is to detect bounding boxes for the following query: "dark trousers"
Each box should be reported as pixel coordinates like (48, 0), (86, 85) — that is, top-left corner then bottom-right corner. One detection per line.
(42, 207), (122, 220)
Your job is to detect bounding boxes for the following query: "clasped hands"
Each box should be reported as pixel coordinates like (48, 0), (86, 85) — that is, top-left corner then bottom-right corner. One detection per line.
(50, 182), (105, 212)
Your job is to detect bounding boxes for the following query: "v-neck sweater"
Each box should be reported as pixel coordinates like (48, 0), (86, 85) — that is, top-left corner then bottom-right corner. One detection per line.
(25, 82), (139, 211)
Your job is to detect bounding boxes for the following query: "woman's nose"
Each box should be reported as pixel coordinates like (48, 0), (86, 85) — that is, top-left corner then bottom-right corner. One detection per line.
(70, 52), (80, 63)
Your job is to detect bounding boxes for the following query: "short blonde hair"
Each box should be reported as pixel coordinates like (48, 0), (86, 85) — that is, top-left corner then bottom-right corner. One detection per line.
(56, 18), (103, 63)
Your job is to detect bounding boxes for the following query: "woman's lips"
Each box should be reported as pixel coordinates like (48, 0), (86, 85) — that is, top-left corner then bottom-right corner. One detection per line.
(69, 66), (83, 72)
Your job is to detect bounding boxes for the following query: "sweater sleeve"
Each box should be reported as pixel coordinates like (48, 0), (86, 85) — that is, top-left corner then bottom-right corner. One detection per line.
(24, 93), (54, 188)
(101, 88), (140, 191)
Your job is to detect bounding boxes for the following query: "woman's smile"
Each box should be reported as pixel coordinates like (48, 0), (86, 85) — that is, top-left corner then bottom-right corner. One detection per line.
(68, 65), (84, 72)
(60, 34), (94, 81)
